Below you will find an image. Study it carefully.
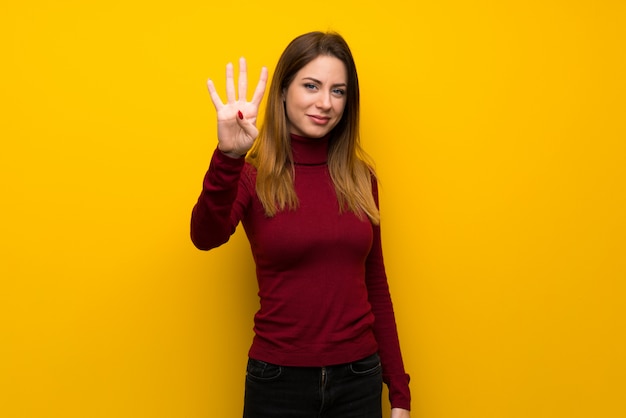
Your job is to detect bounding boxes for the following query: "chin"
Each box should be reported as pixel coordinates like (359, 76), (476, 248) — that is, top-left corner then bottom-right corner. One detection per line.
(307, 126), (335, 138)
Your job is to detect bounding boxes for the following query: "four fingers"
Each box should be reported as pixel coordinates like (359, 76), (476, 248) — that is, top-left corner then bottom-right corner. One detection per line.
(207, 57), (268, 118)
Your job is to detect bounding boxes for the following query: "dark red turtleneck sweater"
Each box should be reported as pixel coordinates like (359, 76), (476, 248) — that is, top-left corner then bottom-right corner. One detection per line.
(191, 134), (410, 410)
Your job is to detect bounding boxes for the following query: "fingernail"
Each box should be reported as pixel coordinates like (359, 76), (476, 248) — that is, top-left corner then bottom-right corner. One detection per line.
(238, 111), (243, 120)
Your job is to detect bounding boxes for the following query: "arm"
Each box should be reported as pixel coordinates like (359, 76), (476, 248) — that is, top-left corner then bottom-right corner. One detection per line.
(190, 149), (248, 250)
(365, 180), (411, 412)
(190, 58), (267, 250)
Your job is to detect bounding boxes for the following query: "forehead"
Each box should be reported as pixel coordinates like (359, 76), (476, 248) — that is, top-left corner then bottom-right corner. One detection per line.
(294, 55), (347, 82)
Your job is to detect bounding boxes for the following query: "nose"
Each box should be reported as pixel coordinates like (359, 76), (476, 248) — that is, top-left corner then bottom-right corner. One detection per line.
(316, 92), (332, 110)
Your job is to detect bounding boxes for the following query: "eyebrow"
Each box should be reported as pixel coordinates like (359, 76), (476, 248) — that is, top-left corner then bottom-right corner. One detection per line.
(302, 77), (347, 87)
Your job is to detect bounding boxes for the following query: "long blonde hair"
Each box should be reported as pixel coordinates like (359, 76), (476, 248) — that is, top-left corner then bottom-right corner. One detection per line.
(247, 31), (380, 225)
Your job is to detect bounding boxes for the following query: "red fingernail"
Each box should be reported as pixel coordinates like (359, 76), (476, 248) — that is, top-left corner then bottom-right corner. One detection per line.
(238, 111), (243, 120)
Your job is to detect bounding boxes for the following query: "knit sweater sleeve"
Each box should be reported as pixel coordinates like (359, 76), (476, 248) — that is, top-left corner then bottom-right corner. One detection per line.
(366, 179), (411, 410)
(190, 148), (251, 251)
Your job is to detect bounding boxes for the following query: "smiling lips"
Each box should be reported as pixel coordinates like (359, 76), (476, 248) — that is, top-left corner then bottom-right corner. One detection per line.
(308, 114), (331, 125)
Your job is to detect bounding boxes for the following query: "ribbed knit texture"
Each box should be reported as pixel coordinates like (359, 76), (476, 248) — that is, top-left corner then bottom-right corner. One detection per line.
(191, 134), (411, 410)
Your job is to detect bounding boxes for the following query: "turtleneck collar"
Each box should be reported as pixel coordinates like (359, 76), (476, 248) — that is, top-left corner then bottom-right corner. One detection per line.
(290, 133), (330, 165)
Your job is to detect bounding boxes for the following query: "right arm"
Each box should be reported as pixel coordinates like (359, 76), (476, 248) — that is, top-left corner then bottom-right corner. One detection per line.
(190, 149), (248, 250)
(190, 58), (267, 250)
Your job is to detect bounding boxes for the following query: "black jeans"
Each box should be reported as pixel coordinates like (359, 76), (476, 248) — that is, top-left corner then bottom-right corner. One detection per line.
(243, 353), (383, 418)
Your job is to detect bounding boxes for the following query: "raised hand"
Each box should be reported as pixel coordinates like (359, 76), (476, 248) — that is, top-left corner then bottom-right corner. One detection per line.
(207, 57), (268, 158)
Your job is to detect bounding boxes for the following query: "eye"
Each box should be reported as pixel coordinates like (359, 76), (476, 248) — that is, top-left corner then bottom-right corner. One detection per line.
(304, 83), (318, 90)
(332, 88), (346, 96)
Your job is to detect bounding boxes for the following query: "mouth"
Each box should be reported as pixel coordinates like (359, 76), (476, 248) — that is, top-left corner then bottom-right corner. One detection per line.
(307, 115), (331, 125)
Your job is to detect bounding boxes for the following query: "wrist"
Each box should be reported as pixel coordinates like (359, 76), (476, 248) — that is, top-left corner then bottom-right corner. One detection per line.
(218, 148), (246, 159)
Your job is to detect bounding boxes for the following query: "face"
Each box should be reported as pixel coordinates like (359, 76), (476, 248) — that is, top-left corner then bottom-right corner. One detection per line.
(283, 55), (348, 138)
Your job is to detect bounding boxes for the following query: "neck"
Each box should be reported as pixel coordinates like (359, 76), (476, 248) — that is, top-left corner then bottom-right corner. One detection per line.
(290, 133), (329, 165)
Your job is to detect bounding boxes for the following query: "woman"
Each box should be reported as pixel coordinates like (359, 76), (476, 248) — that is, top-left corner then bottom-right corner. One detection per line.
(191, 31), (411, 418)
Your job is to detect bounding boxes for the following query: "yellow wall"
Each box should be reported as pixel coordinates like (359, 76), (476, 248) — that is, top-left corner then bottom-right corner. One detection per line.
(2, 1), (625, 417)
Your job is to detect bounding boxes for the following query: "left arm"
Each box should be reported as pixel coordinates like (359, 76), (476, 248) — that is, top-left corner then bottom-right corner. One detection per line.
(365, 180), (411, 412)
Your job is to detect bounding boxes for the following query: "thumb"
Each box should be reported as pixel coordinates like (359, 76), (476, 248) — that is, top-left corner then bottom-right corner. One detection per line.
(236, 110), (259, 139)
